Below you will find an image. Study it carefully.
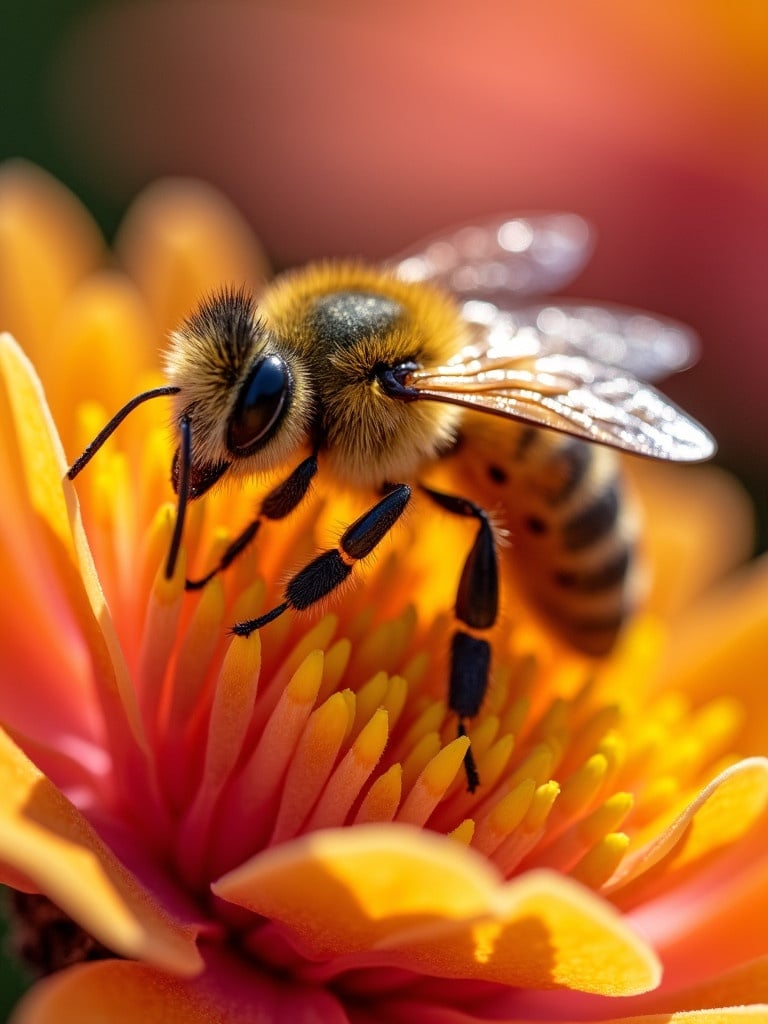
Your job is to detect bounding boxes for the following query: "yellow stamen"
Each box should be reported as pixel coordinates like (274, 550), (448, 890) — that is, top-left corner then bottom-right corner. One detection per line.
(176, 632), (262, 882)
(473, 779), (537, 855)
(559, 753), (608, 817)
(402, 732), (442, 794)
(449, 819), (476, 844)
(463, 716), (500, 762)
(229, 580), (266, 627)
(305, 708), (390, 831)
(434, 733), (515, 828)
(137, 532), (185, 728)
(533, 791), (634, 872)
(339, 688), (357, 746)
(571, 832), (630, 888)
(494, 781), (561, 874)
(691, 698), (743, 760)
(166, 579), (225, 737)
(400, 650), (429, 689)
(212, 649), (325, 869)
(380, 675), (408, 731)
(531, 698), (569, 749)
(399, 701), (447, 756)
(500, 693), (531, 740)
(507, 743), (558, 790)
(348, 606), (417, 679)
(274, 615), (339, 685)
(270, 690), (353, 844)
(354, 763), (403, 824)
(477, 735), (516, 792)
(580, 792), (635, 844)
(396, 736), (470, 827)
(565, 705), (622, 771)
(596, 733), (626, 787)
(634, 776), (681, 827)
(316, 638), (351, 704)
(352, 672), (389, 739)
(524, 780), (561, 833)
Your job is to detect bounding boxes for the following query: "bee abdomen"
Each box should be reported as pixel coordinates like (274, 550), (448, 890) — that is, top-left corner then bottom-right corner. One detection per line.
(525, 440), (638, 654)
(553, 545), (632, 593)
(492, 430), (639, 656)
(561, 485), (621, 550)
(448, 421), (641, 656)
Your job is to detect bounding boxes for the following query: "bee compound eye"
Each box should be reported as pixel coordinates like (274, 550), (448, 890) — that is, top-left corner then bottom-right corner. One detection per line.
(227, 354), (293, 456)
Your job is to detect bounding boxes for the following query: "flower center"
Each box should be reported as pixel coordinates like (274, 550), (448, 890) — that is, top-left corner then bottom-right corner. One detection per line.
(71, 409), (745, 948)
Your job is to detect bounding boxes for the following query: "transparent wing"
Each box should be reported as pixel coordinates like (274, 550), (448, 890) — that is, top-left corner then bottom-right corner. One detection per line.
(458, 299), (700, 381)
(407, 350), (715, 462)
(391, 213), (593, 299)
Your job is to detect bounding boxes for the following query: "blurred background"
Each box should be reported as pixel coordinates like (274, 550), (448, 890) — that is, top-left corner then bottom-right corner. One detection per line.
(1, 0), (767, 1009)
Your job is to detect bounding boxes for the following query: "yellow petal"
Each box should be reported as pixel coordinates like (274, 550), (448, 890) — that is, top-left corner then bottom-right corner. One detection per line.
(43, 270), (158, 447)
(628, 461), (754, 620)
(0, 729), (202, 975)
(400, 1006), (768, 1024)
(0, 333), (148, 774)
(11, 963), (208, 1024)
(636, 810), (768, 982)
(621, 1012), (768, 1024)
(214, 824), (660, 995)
(115, 178), (270, 339)
(659, 553), (768, 757)
(606, 758), (768, 901)
(9, 958), (349, 1024)
(0, 161), (105, 372)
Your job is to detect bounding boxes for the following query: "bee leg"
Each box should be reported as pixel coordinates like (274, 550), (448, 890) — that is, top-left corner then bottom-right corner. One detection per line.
(231, 485), (412, 637)
(421, 486), (499, 792)
(166, 414), (192, 579)
(185, 453), (319, 590)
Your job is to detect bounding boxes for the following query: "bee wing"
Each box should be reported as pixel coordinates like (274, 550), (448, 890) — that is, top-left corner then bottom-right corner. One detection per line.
(459, 299), (700, 382)
(408, 349), (716, 462)
(391, 213), (593, 299)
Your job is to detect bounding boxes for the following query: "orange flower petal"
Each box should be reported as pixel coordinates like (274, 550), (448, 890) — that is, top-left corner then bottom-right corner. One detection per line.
(0, 333), (148, 778)
(620, 1012), (768, 1024)
(0, 728), (202, 975)
(214, 824), (660, 995)
(642, 956), (768, 1016)
(10, 962), (210, 1024)
(0, 162), (105, 371)
(629, 461), (754, 620)
(659, 554), (768, 756)
(653, 820), (768, 982)
(388, 1002), (768, 1024)
(114, 178), (270, 339)
(44, 270), (158, 447)
(10, 958), (350, 1024)
(606, 758), (768, 904)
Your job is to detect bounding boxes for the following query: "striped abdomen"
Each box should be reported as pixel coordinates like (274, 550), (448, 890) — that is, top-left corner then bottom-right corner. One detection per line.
(446, 416), (640, 655)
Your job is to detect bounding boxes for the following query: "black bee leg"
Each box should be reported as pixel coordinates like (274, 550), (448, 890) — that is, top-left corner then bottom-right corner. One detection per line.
(231, 485), (412, 637)
(166, 415), (192, 579)
(186, 454), (319, 590)
(421, 486), (499, 792)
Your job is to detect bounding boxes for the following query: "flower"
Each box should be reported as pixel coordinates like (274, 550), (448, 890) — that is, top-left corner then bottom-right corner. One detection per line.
(1, 161), (767, 1022)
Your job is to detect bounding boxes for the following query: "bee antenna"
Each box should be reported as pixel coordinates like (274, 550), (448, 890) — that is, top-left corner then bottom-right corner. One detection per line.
(66, 385), (181, 480)
(165, 413), (191, 580)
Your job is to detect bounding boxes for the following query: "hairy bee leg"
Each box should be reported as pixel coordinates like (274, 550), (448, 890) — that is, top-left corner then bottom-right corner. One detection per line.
(231, 485), (412, 637)
(421, 486), (499, 792)
(186, 454), (319, 590)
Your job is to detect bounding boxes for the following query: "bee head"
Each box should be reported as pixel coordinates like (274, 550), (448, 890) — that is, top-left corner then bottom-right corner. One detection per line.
(166, 289), (314, 496)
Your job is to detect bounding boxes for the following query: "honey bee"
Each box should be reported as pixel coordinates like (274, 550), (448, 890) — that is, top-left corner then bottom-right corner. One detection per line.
(68, 213), (715, 790)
